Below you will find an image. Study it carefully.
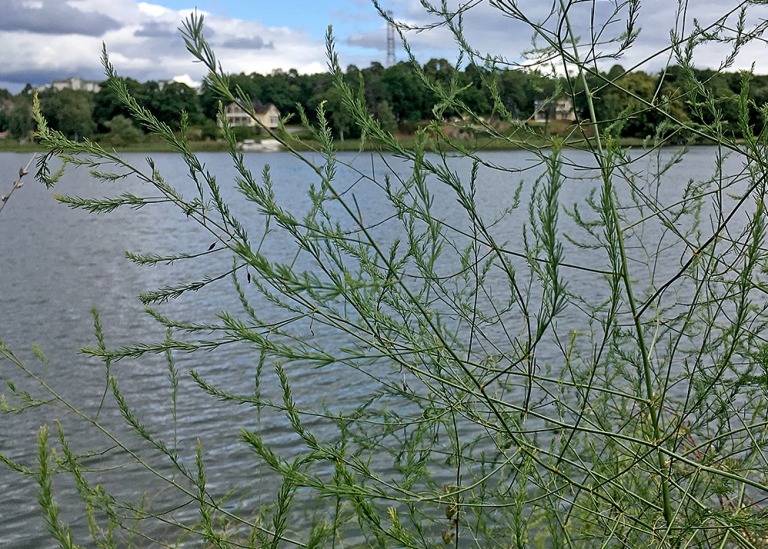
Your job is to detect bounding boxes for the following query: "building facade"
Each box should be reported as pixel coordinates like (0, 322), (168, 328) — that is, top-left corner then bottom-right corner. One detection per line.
(220, 102), (281, 130)
(532, 97), (576, 123)
(36, 77), (102, 93)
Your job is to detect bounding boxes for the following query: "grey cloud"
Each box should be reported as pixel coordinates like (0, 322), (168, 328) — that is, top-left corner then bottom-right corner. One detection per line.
(221, 37), (274, 50)
(346, 33), (386, 51)
(134, 22), (177, 38)
(135, 22), (215, 39)
(130, 24), (200, 60)
(0, 0), (121, 36)
(378, 0), (767, 72)
(0, 61), (208, 94)
(0, 67), (106, 88)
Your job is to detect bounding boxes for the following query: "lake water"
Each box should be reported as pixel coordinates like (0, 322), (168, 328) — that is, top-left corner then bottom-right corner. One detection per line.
(0, 147), (750, 547)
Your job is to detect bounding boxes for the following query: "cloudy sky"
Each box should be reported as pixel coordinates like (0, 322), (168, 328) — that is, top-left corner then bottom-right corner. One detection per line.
(1, 0), (766, 93)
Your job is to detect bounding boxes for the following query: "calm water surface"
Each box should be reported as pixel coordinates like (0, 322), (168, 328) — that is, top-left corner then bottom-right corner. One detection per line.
(0, 147), (744, 547)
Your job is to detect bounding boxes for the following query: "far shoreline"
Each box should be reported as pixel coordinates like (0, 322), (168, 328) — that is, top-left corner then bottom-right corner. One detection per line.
(0, 135), (709, 155)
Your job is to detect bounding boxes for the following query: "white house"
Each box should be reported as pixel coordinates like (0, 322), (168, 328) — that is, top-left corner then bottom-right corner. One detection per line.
(220, 102), (281, 130)
(43, 77), (102, 93)
(533, 97), (576, 123)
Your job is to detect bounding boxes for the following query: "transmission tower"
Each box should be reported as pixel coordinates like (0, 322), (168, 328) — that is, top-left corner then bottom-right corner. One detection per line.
(386, 11), (396, 66)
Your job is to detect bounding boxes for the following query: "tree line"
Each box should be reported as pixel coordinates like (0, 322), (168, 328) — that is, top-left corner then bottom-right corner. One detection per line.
(2, 61), (768, 143)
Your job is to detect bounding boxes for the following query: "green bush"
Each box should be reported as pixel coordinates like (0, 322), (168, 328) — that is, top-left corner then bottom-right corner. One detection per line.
(199, 118), (221, 141)
(4, 3), (768, 548)
(231, 124), (261, 142)
(8, 96), (34, 141)
(0, 109), (9, 133)
(100, 114), (144, 146)
(287, 128), (315, 141)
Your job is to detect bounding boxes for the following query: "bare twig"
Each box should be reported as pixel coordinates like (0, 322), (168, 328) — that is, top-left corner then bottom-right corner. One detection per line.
(0, 153), (36, 216)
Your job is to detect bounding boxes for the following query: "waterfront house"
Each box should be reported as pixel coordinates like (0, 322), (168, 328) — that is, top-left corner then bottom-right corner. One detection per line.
(533, 97), (576, 123)
(35, 77), (102, 93)
(219, 102), (281, 129)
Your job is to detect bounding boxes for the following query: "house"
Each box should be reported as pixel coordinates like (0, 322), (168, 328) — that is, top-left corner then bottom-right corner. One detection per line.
(36, 77), (101, 93)
(533, 97), (576, 123)
(219, 102), (280, 130)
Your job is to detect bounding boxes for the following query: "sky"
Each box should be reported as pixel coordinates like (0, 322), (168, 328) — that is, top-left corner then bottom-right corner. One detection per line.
(1, 0), (766, 93)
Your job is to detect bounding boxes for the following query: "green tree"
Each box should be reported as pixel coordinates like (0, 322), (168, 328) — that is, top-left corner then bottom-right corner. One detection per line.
(496, 69), (529, 119)
(308, 86), (356, 140)
(298, 72), (330, 124)
(747, 73), (768, 129)
(8, 95), (34, 140)
(149, 81), (203, 130)
(40, 88), (96, 141)
(423, 58), (455, 88)
(457, 63), (492, 116)
(200, 72), (261, 121)
(361, 61), (386, 111)
(380, 61), (429, 124)
(343, 64), (361, 89)
(615, 70), (659, 137)
(101, 115), (144, 146)
(374, 100), (397, 133)
(199, 79), (222, 121)
(526, 71), (560, 122)
(259, 69), (300, 119)
(94, 77), (145, 132)
(0, 88), (12, 132)
(691, 69), (740, 133)
(199, 118), (220, 140)
(575, 65), (628, 131)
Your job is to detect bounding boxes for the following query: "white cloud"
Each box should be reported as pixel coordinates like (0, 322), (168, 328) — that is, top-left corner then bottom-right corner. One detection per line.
(171, 73), (200, 88)
(0, 0), (329, 92)
(0, 0), (122, 36)
(137, 1), (172, 17)
(1, 0), (766, 94)
(373, 0), (768, 74)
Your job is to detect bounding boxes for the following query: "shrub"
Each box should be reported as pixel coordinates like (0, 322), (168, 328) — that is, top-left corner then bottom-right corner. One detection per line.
(100, 115), (144, 146)
(199, 118), (221, 141)
(231, 124), (261, 142)
(8, 96), (35, 141)
(4, 3), (768, 548)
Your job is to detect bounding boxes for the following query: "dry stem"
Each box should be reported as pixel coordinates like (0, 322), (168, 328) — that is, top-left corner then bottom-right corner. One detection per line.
(0, 153), (36, 216)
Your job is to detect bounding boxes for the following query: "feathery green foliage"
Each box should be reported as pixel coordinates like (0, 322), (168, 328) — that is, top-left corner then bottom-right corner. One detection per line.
(4, 2), (768, 548)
